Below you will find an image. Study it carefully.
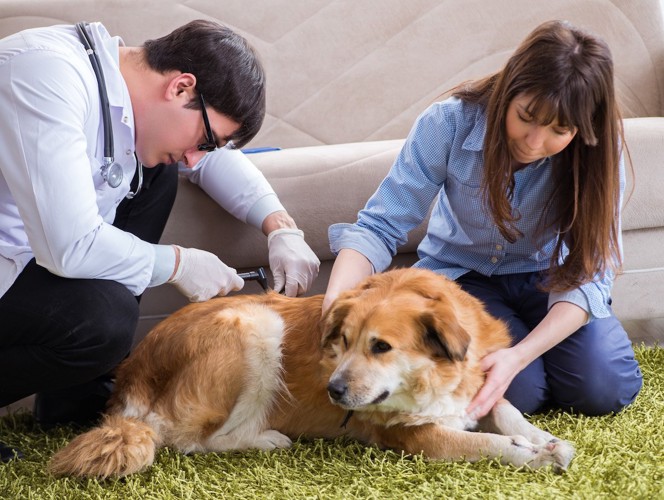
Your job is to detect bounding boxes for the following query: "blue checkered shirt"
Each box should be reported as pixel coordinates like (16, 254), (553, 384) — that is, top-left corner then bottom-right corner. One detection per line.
(329, 98), (625, 319)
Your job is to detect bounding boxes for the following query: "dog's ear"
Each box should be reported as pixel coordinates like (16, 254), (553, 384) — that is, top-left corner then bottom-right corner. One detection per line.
(321, 300), (352, 349)
(419, 311), (470, 362)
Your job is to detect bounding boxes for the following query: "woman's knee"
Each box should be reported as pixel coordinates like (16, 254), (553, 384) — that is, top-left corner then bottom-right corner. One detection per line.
(549, 318), (643, 415)
(556, 361), (643, 415)
(505, 385), (548, 415)
(505, 360), (549, 414)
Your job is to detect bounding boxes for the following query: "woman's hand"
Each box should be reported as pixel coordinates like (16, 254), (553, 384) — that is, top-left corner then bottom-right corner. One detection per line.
(465, 301), (589, 419)
(465, 346), (525, 419)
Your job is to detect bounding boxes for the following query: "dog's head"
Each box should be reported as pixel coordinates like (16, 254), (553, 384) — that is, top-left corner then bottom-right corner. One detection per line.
(321, 268), (507, 414)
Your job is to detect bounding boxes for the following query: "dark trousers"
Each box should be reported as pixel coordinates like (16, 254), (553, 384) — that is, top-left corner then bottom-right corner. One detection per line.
(456, 271), (643, 415)
(0, 164), (178, 425)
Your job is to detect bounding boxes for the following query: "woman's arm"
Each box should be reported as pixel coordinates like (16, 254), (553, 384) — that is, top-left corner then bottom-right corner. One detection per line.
(322, 248), (374, 313)
(466, 301), (588, 419)
(467, 150), (625, 417)
(324, 103), (455, 312)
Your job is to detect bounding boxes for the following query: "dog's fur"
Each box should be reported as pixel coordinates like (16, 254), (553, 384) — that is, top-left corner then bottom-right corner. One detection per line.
(49, 268), (573, 478)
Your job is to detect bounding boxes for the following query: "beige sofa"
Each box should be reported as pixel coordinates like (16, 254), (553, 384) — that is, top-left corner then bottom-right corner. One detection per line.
(1, 0), (663, 340)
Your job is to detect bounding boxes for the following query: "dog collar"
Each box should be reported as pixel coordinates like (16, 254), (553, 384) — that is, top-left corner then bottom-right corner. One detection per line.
(340, 410), (354, 429)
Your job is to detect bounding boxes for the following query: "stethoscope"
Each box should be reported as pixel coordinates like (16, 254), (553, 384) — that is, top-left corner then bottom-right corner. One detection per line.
(75, 22), (143, 199)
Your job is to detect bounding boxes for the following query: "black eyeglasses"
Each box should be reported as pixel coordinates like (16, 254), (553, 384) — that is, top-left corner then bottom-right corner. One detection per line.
(197, 93), (219, 152)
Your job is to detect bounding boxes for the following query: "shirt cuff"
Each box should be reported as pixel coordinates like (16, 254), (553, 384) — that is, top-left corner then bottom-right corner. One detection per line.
(548, 288), (592, 323)
(328, 223), (391, 272)
(149, 244), (176, 287)
(245, 193), (286, 229)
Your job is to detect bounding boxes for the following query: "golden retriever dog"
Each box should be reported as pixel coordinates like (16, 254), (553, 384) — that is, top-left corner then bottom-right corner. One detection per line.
(49, 268), (573, 478)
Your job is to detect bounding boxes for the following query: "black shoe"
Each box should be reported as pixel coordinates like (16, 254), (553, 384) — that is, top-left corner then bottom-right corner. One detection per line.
(34, 376), (114, 429)
(0, 442), (23, 462)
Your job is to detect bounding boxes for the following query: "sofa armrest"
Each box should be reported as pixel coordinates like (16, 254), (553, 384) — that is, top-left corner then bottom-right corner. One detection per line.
(622, 117), (664, 232)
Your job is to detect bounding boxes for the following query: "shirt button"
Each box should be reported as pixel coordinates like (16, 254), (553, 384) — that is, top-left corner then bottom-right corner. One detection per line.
(495, 244), (503, 251)
(491, 256), (498, 264)
(126, 149), (132, 156)
(122, 116), (129, 124)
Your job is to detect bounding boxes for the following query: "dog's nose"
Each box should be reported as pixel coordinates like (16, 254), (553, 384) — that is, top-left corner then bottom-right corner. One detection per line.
(327, 379), (348, 402)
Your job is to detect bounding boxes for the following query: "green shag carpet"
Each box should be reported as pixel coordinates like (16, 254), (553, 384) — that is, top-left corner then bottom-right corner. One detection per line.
(1, 345), (662, 500)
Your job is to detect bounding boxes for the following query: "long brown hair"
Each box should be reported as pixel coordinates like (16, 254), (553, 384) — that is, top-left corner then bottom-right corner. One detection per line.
(453, 20), (623, 292)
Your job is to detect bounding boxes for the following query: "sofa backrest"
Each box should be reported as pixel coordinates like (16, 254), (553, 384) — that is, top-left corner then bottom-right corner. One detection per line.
(2, 1), (664, 333)
(1, 0), (663, 149)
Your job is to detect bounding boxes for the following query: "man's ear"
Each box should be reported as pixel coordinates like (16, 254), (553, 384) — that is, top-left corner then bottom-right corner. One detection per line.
(165, 72), (197, 101)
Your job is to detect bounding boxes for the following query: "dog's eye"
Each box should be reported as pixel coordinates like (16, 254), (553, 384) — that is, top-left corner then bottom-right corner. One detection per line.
(372, 340), (392, 354)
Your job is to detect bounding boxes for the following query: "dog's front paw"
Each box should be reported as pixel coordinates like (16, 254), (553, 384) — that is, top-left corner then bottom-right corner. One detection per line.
(539, 438), (574, 473)
(252, 430), (292, 450)
(504, 436), (574, 472)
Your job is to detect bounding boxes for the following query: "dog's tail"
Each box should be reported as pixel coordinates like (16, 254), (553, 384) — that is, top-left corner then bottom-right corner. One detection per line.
(48, 414), (158, 479)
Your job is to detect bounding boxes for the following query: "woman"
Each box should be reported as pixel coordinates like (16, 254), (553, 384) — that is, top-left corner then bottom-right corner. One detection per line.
(323, 20), (642, 418)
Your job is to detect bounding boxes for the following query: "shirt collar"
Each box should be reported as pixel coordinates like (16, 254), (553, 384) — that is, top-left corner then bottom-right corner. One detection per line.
(87, 23), (132, 120)
(462, 105), (487, 152)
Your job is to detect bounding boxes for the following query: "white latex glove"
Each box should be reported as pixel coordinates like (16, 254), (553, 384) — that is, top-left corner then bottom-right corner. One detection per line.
(267, 228), (320, 296)
(168, 245), (244, 302)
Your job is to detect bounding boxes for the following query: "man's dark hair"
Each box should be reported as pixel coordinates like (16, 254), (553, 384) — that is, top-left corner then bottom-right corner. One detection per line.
(143, 20), (266, 148)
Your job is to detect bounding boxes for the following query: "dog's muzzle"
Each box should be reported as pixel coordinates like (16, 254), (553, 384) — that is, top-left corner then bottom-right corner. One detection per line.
(327, 378), (390, 407)
(327, 378), (347, 403)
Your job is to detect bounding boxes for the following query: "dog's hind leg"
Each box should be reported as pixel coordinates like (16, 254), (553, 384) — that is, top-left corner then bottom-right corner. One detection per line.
(203, 304), (292, 452)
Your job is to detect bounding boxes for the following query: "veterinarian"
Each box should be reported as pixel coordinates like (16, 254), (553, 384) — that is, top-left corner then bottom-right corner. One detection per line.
(323, 20), (642, 419)
(0, 20), (319, 460)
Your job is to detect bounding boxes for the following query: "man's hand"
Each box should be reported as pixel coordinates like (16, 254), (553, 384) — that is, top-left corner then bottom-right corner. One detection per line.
(168, 245), (244, 302)
(267, 228), (320, 296)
